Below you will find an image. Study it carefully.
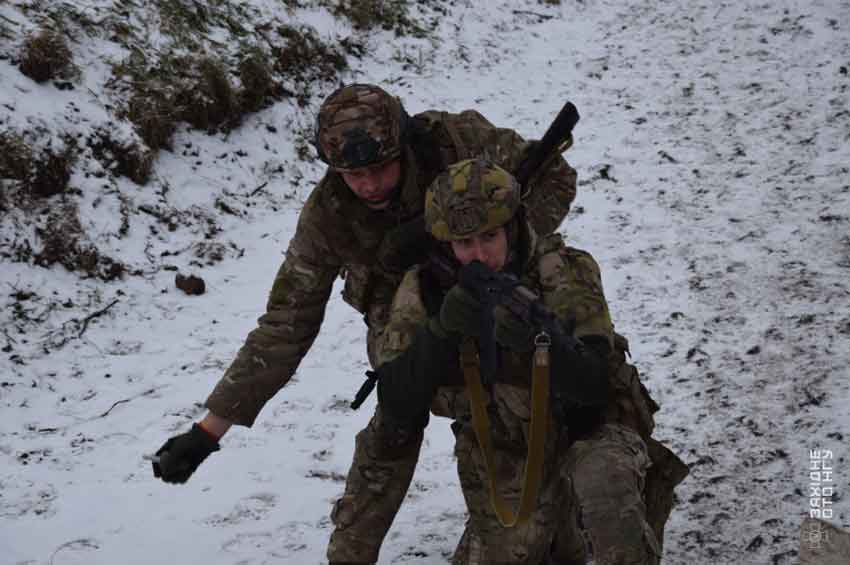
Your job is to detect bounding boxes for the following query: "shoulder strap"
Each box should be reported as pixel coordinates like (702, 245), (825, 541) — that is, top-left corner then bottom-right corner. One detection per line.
(459, 337), (550, 528)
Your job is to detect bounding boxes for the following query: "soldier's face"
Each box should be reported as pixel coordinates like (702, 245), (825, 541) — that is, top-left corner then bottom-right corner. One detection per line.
(450, 227), (508, 272)
(340, 159), (402, 210)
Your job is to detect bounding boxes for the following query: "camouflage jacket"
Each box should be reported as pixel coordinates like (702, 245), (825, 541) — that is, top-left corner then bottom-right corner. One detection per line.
(205, 109), (578, 426)
(379, 231), (614, 393)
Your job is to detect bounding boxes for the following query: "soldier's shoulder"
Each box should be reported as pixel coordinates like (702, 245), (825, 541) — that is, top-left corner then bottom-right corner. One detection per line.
(535, 235), (603, 284)
(535, 232), (567, 256)
(413, 108), (496, 133)
(301, 172), (349, 219)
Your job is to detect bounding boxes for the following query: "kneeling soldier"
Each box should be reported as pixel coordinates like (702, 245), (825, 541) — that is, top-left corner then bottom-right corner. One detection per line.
(374, 158), (687, 564)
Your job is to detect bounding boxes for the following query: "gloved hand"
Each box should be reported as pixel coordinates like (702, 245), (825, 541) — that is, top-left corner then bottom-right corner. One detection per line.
(493, 305), (535, 352)
(152, 423), (220, 484)
(437, 284), (485, 338)
(377, 321), (459, 429)
(550, 335), (610, 409)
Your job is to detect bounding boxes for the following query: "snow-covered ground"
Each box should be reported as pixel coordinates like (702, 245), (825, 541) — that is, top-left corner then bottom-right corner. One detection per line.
(2, 1), (849, 563)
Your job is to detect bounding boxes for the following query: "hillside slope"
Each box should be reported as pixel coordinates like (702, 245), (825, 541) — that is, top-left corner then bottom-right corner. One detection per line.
(2, 1), (849, 564)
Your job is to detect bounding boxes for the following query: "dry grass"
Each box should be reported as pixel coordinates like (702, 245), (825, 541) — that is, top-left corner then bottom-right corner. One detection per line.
(18, 27), (75, 83)
(238, 47), (276, 113)
(274, 24), (348, 105)
(178, 56), (238, 131)
(33, 202), (126, 281)
(323, 0), (432, 37)
(89, 128), (154, 185)
(0, 132), (76, 200)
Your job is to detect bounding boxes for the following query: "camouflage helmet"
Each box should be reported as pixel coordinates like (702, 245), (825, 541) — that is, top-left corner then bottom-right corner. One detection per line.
(425, 158), (521, 241)
(314, 83), (407, 171)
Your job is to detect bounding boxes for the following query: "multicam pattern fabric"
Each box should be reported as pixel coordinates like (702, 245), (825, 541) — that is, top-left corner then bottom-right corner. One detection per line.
(343, 232), (662, 564)
(315, 83), (406, 170)
(205, 107), (577, 427)
(201, 95), (579, 563)
(425, 158), (522, 241)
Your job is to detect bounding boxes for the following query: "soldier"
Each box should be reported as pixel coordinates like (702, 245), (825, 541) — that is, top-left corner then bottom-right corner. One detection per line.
(149, 84), (579, 562)
(373, 158), (687, 564)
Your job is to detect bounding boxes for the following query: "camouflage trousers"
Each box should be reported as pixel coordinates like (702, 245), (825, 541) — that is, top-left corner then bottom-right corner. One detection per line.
(328, 388), (662, 564)
(450, 422), (660, 565)
(326, 404), (423, 564)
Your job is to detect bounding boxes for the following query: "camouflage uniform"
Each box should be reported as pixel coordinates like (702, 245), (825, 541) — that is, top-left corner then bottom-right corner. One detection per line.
(376, 229), (672, 565)
(362, 158), (687, 564)
(199, 85), (577, 561)
(205, 96), (575, 425)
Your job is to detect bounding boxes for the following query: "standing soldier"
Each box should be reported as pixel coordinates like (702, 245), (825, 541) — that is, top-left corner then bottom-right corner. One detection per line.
(373, 158), (687, 564)
(150, 84), (579, 561)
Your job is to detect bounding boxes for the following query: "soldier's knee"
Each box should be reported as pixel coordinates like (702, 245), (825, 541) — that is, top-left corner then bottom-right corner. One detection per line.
(569, 424), (650, 498)
(358, 411), (423, 460)
(567, 424), (659, 564)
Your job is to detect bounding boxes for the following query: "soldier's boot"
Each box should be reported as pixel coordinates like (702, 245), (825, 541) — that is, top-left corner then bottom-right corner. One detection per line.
(567, 424), (660, 565)
(326, 406), (423, 564)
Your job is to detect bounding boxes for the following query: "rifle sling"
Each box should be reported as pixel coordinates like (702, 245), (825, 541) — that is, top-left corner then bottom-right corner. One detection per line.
(459, 337), (550, 528)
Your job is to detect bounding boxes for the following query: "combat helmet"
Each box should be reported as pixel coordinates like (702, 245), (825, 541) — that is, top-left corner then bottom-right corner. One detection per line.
(314, 83), (409, 171)
(425, 158), (521, 241)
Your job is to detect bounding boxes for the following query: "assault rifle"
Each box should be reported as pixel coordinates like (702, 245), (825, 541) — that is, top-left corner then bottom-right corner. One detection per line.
(351, 101), (580, 410)
(455, 260), (581, 390)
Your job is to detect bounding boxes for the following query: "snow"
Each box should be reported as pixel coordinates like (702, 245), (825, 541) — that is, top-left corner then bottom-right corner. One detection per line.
(2, 0), (850, 563)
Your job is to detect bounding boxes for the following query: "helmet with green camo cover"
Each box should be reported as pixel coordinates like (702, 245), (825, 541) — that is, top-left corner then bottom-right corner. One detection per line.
(425, 158), (521, 241)
(314, 83), (409, 171)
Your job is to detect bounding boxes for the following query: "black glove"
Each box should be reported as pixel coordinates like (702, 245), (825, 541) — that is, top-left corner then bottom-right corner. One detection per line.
(377, 321), (459, 428)
(152, 423), (220, 484)
(550, 335), (610, 409)
(493, 305), (536, 352)
(438, 284), (485, 338)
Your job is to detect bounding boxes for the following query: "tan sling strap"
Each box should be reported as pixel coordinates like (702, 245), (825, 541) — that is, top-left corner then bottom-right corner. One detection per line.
(459, 333), (551, 527)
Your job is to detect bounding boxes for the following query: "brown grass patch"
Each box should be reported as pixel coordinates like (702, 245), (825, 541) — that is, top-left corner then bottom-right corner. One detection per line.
(324, 0), (431, 37)
(0, 134), (76, 200)
(274, 25), (348, 105)
(178, 56), (238, 131)
(238, 47), (278, 113)
(19, 27), (75, 83)
(125, 87), (179, 151)
(88, 128), (154, 185)
(33, 202), (126, 281)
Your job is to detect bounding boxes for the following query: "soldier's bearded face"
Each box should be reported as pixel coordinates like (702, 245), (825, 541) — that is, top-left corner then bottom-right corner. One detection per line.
(340, 159), (402, 209)
(450, 227), (508, 272)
